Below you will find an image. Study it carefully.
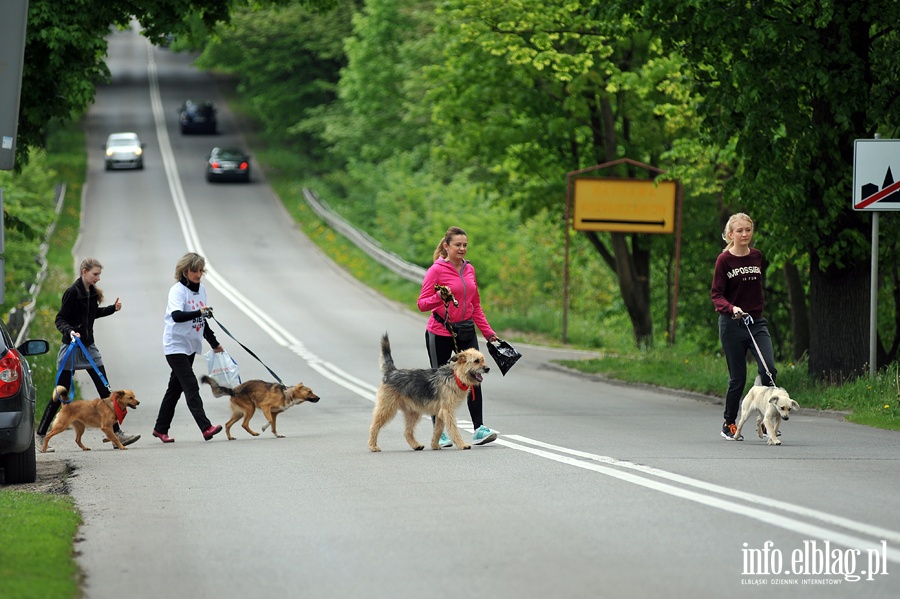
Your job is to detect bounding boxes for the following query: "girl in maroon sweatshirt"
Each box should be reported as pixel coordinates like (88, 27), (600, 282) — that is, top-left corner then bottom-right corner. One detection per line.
(711, 213), (777, 440)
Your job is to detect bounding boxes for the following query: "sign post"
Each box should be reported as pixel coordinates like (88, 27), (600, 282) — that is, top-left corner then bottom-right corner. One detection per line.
(852, 137), (900, 377)
(563, 158), (682, 344)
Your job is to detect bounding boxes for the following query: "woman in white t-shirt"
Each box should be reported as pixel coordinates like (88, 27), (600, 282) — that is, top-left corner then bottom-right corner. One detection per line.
(152, 252), (225, 443)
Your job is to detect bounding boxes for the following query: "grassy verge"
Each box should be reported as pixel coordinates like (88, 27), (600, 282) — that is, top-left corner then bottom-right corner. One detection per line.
(0, 491), (81, 599)
(556, 349), (900, 430)
(0, 120), (87, 599)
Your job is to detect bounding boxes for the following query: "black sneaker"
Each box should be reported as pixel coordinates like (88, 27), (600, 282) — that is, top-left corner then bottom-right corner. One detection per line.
(760, 423), (781, 437)
(721, 422), (737, 440)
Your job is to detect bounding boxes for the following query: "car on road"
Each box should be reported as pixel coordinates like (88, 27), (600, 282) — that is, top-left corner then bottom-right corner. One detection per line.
(206, 147), (251, 182)
(179, 100), (217, 134)
(104, 132), (145, 170)
(0, 320), (49, 484)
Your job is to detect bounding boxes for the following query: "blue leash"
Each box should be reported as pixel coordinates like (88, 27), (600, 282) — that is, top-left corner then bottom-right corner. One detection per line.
(54, 337), (111, 403)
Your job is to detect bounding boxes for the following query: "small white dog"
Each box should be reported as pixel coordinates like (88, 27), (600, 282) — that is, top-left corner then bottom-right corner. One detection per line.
(734, 383), (799, 445)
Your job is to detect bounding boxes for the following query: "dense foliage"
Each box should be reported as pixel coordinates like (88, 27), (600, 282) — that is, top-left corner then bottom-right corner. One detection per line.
(12, 0), (900, 380)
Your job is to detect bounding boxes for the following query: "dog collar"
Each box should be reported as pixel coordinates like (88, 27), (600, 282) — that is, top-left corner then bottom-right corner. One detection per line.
(454, 372), (471, 393)
(112, 397), (127, 425)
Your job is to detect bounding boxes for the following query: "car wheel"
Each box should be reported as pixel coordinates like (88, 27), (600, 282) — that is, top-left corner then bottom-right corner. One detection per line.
(1, 435), (37, 484)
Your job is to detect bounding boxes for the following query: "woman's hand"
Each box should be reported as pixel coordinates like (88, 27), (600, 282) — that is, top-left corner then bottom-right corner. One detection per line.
(114, 297), (122, 311)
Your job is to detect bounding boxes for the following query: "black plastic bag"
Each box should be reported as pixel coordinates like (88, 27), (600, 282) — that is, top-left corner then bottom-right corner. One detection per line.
(487, 340), (522, 376)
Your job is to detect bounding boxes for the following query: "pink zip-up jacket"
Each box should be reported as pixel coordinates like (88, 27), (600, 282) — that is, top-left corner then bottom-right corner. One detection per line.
(418, 258), (496, 340)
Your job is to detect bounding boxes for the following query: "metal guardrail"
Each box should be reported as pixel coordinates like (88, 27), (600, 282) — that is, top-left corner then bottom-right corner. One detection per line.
(302, 187), (427, 284)
(11, 182), (65, 346)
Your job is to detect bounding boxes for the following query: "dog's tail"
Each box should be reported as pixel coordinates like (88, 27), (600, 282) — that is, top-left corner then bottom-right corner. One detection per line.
(53, 385), (69, 403)
(380, 333), (395, 376)
(200, 375), (234, 397)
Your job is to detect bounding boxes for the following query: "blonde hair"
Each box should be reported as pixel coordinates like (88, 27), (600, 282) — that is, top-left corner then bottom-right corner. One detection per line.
(174, 252), (207, 280)
(433, 226), (467, 261)
(722, 213), (753, 251)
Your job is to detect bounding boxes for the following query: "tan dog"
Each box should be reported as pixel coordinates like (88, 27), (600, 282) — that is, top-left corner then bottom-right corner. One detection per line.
(734, 384), (799, 445)
(41, 386), (139, 452)
(369, 333), (490, 452)
(200, 376), (320, 439)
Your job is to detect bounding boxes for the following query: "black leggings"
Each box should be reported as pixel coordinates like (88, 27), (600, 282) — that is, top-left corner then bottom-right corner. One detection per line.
(719, 315), (777, 424)
(37, 365), (118, 436)
(425, 331), (484, 431)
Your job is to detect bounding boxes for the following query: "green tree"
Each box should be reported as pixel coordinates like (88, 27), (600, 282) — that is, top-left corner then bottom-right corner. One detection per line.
(423, 0), (703, 348)
(633, 0), (900, 378)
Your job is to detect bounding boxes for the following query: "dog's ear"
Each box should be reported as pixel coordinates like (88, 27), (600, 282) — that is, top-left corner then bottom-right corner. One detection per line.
(450, 353), (459, 363)
(769, 396), (780, 405)
(790, 399), (800, 411)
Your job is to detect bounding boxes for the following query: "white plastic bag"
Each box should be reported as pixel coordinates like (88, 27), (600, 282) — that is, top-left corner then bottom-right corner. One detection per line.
(205, 349), (241, 388)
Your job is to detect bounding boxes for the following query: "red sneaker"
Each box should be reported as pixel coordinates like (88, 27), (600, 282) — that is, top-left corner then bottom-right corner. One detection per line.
(202, 425), (223, 440)
(152, 430), (175, 443)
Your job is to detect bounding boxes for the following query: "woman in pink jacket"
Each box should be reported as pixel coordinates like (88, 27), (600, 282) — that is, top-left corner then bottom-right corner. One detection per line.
(418, 226), (499, 446)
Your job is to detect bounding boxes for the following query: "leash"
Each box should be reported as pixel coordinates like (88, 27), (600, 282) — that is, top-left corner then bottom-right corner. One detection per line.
(206, 311), (284, 385)
(735, 311), (775, 387)
(54, 336), (111, 403)
(434, 284), (462, 354)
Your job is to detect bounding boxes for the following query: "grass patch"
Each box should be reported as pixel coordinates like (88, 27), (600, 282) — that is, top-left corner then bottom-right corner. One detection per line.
(557, 349), (900, 429)
(0, 491), (81, 599)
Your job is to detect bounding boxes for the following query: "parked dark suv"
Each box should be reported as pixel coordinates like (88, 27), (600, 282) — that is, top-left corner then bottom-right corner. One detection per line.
(178, 100), (217, 134)
(0, 320), (49, 484)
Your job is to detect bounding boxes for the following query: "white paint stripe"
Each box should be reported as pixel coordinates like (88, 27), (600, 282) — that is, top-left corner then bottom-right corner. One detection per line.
(146, 42), (900, 562)
(505, 435), (900, 547)
(492, 437), (899, 563)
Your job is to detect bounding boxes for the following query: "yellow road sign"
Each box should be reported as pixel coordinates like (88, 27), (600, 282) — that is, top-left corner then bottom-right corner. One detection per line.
(573, 178), (677, 233)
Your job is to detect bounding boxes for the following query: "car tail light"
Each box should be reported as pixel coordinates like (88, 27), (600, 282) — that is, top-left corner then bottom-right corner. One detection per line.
(0, 349), (23, 399)
(211, 161), (220, 168)
(240, 162), (248, 170)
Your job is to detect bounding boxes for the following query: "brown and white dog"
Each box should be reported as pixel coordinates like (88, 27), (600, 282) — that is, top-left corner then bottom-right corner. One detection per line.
(734, 384), (799, 445)
(200, 376), (320, 440)
(41, 386), (139, 452)
(368, 333), (489, 452)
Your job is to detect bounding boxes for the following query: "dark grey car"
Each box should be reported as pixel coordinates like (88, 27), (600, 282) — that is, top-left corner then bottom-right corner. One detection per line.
(206, 147), (251, 182)
(0, 321), (49, 484)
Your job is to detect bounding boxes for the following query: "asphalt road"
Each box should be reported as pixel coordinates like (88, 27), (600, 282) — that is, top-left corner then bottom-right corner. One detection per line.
(36, 24), (900, 599)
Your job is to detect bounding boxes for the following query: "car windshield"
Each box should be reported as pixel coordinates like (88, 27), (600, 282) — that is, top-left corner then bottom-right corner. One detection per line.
(109, 138), (138, 147)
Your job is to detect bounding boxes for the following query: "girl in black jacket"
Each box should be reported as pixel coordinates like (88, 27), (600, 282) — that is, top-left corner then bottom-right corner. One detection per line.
(37, 258), (140, 447)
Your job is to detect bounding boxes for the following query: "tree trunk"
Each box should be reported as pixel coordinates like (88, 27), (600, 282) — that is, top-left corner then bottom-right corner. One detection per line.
(808, 256), (869, 381)
(611, 232), (653, 348)
(783, 261), (810, 361)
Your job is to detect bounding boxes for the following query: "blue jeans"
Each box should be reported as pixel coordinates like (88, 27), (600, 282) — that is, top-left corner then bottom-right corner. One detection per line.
(719, 315), (776, 424)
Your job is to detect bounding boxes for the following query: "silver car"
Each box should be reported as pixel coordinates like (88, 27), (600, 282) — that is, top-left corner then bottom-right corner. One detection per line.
(104, 132), (145, 170)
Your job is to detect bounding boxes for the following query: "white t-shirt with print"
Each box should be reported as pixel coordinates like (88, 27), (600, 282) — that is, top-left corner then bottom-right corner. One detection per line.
(163, 281), (208, 355)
